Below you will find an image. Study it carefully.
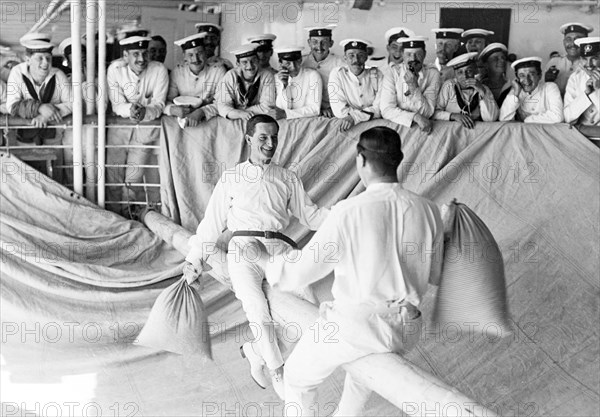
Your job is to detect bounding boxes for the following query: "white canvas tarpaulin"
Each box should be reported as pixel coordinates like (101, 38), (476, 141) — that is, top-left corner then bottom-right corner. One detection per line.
(1, 117), (599, 416)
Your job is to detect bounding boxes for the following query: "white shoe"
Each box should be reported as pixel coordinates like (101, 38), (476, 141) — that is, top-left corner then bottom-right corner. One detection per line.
(240, 343), (269, 389)
(270, 366), (285, 400)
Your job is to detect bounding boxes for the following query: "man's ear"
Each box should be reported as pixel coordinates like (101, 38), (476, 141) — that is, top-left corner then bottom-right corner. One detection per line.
(307, 39), (312, 48)
(245, 134), (252, 145)
(328, 39), (334, 48)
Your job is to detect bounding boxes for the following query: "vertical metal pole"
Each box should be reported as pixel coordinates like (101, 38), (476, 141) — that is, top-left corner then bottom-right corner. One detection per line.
(70, 0), (84, 195)
(97, 0), (106, 208)
(85, 0), (97, 202)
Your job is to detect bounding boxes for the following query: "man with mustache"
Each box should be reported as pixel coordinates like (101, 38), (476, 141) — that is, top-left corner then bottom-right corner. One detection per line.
(195, 23), (233, 71)
(106, 36), (168, 214)
(380, 27), (414, 77)
(6, 38), (72, 178)
(164, 33), (226, 127)
(545, 23), (594, 96)
(380, 36), (441, 134)
(184, 114), (330, 399)
(329, 39), (383, 131)
(301, 25), (345, 117)
(431, 28), (463, 83)
(500, 57), (563, 123)
(564, 37), (600, 143)
(274, 46), (321, 119)
(248, 34), (277, 74)
(216, 44), (276, 121)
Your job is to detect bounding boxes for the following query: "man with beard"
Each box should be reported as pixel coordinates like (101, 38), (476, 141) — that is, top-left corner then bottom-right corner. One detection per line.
(184, 114), (330, 399)
(545, 23), (594, 96)
(329, 39), (383, 131)
(433, 52), (499, 128)
(274, 46), (321, 119)
(248, 34), (277, 74)
(216, 44), (276, 121)
(165, 33), (226, 127)
(195, 23), (233, 71)
(148, 36), (167, 64)
(380, 36), (441, 134)
(6, 38), (72, 178)
(380, 27), (414, 77)
(564, 37), (600, 142)
(106, 36), (168, 214)
(301, 25), (345, 117)
(431, 28), (463, 83)
(500, 57), (563, 123)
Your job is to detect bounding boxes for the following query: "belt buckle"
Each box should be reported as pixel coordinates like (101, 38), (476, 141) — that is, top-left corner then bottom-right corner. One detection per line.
(264, 231), (276, 239)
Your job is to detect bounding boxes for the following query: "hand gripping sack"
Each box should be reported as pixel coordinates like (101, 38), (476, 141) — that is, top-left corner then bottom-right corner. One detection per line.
(137, 274), (212, 359)
(433, 201), (512, 338)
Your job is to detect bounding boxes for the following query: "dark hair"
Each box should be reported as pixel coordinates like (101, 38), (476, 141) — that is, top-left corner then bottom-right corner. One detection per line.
(246, 114), (279, 137)
(357, 126), (403, 175)
(151, 35), (167, 46)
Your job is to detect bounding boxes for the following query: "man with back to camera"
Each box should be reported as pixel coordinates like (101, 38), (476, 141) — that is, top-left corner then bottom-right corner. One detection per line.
(263, 126), (444, 416)
(500, 57), (564, 123)
(216, 44), (276, 121)
(183, 114), (330, 399)
(380, 36), (441, 134)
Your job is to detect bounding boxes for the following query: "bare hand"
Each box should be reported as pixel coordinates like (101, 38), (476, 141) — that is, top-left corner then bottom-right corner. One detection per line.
(414, 114), (433, 134)
(544, 67), (559, 82)
(171, 105), (192, 118)
(451, 113), (475, 129)
(511, 79), (522, 96)
(339, 115), (355, 132)
(321, 107), (334, 118)
(131, 104), (146, 121)
(186, 108), (206, 126)
(38, 103), (62, 123)
(464, 78), (485, 95)
(277, 69), (290, 88)
(584, 68), (600, 92)
(403, 69), (418, 90)
(274, 107), (287, 120)
(31, 115), (48, 128)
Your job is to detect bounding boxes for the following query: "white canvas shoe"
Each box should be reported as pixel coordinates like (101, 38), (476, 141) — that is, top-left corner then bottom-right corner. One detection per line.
(240, 343), (269, 389)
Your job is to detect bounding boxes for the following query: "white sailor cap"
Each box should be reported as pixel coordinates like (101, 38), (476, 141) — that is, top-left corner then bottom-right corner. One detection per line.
(117, 27), (150, 40)
(195, 23), (222, 34)
(479, 42), (508, 62)
(20, 32), (52, 43)
(231, 44), (258, 59)
(119, 36), (151, 50)
(248, 34), (276, 51)
(511, 56), (543, 72)
(398, 36), (428, 49)
(340, 39), (371, 52)
(574, 37), (600, 57)
(461, 29), (494, 40)
(274, 46), (303, 61)
(58, 37), (85, 56)
(560, 22), (594, 35)
(447, 52), (479, 68)
(174, 33), (207, 50)
(21, 40), (55, 54)
(385, 27), (415, 44)
(305, 25), (337, 37)
(431, 28), (463, 40)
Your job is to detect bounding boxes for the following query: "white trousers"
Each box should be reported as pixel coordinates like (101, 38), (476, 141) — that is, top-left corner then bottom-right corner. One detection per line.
(227, 236), (288, 370)
(284, 308), (423, 416)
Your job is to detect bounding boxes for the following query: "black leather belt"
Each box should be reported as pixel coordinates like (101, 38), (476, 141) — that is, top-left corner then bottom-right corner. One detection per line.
(232, 230), (298, 249)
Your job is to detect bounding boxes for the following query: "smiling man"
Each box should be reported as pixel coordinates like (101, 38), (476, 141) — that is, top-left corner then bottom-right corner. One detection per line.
(329, 39), (383, 131)
(274, 46), (321, 119)
(216, 44), (276, 121)
(500, 56), (563, 123)
(381, 27), (414, 77)
(248, 34), (277, 74)
(106, 36), (168, 214)
(545, 23), (594, 96)
(301, 25), (345, 117)
(195, 23), (233, 71)
(184, 114), (330, 400)
(164, 33), (226, 126)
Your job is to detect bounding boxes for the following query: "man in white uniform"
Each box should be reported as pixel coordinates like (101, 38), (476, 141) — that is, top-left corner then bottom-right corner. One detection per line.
(461, 28), (494, 54)
(274, 47), (322, 119)
(431, 28), (463, 83)
(195, 23), (234, 71)
(380, 36), (441, 133)
(500, 57), (564, 123)
(264, 126), (444, 416)
(564, 37), (600, 143)
(184, 114), (329, 398)
(216, 44), (276, 121)
(301, 25), (345, 117)
(329, 39), (383, 131)
(165, 33), (226, 127)
(379, 27), (415, 77)
(248, 34), (277, 74)
(545, 23), (594, 96)
(434, 52), (499, 127)
(106, 36), (168, 213)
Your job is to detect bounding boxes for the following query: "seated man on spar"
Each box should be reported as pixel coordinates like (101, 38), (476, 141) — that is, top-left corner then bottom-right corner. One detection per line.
(184, 114), (330, 398)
